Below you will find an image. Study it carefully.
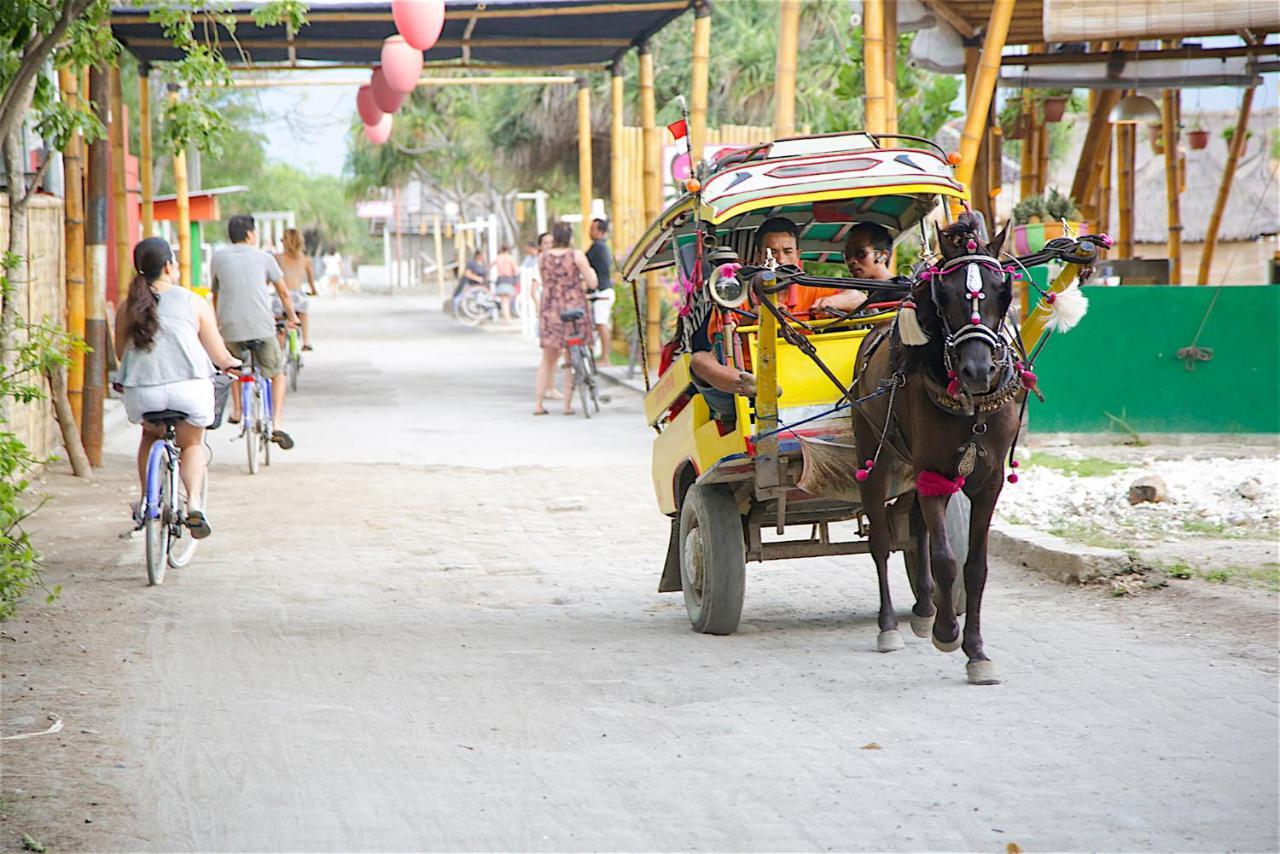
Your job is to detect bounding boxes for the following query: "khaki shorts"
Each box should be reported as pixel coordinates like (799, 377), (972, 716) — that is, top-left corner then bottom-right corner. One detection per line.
(228, 337), (284, 377)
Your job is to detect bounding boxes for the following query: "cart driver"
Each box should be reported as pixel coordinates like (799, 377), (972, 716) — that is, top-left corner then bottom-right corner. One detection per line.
(811, 222), (893, 313)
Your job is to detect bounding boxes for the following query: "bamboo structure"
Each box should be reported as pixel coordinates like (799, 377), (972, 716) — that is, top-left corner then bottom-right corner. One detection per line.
(773, 0), (801, 138)
(1017, 90), (1036, 199)
(954, 0), (1015, 189)
(638, 42), (662, 376)
(577, 78), (593, 249)
(1161, 88), (1181, 284)
(1096, 119), (1112, 236)
(1115, 95), (1135, 257)
(610, 59), (625, 244)
(57, 67), (86, 427)
(109, 67), (131, 300)
(689, 1), (711, 158)
(1068, 89), (1121, 209)
(138, 66), (154, 237)
(83, 66), (108, 466)
(168, 85), (192, 287)
(863, 0), (887, 134)
(883, 0), (898, 135)
(1034, 120), (1048, 195)
(432, 213), (444, 296)
(1197, 85), (1256, 285)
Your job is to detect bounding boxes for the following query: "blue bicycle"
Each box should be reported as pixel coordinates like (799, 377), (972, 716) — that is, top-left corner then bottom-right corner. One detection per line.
(237, 344), (274, 474)
(141, 410), (209, 585)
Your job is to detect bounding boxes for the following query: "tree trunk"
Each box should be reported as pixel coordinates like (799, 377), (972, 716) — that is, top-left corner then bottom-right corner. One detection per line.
(3, 118), (30, 373)
(45, 363), (92, 478)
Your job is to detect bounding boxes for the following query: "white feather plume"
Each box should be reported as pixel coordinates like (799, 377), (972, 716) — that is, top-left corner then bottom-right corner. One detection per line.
(897, 303), (931, 345)
(1045, 283), (1089, 333)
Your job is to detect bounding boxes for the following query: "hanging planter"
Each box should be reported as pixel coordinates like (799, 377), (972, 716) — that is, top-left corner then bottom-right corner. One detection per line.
(1042, 96), (1068, 123)
(370, 66), (406, 114)
(356, 85), (383, 126)
(1151, 124), (1165, 155)
(364, 113), (393, 145)
(393, 0), (446, 51)
(1188, 128), (1210, 150)
(381, 35), (424, 93)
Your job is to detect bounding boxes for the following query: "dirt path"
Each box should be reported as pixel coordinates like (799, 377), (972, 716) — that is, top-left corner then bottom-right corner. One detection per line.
(3, 296), (1277, 852)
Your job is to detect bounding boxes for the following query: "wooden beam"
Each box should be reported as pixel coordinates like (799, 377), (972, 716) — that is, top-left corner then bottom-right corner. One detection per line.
(57, 66), (87, 427)
(1115, 98), (1135, 258)
(863, 0), (887, 135)
(230, 75), (579, 89)
(955, 0), (1016, 189)
(138, 68), (153, 237)
(1161, 87), (1181, 284)
(773, 0), (801, 138)
(1002, 43), (1279, 66)
(112, 2), (690, 26)
(578, 77), (593, 250)
(110, 66), (132, 305)
(123, 36), (632, 50)
(689, 0), (711, 157)
(1067, 89), (1120, 208)
(169, 85), (192, 289)
(1197, 85), (1255, 285)
(917, 0), (977, 37)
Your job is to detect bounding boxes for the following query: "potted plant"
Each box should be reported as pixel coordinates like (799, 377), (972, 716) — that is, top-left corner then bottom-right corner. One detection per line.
(1010, 189), (1086, 254)
(1222, 126), (1254, 154)
(1041, 88), (1072, 123)
(1187, 117), (1209, 150)
(1000, 99), (1029, 141)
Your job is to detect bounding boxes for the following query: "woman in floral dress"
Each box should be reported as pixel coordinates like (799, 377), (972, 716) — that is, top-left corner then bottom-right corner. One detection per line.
(534, 222), (598, 415)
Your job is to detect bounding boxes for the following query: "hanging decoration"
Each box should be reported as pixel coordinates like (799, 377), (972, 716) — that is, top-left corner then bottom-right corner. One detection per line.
(381, 34), (424, 92)
(356, 85), (383, 126)
(392, 0), (446, 51)
(364, 113), (393, 145)
(371, 66), (406, 113)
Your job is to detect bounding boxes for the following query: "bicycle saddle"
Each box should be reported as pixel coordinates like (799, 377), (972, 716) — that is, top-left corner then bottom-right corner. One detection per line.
(559, 308), (586, 322)
(142, 409), (188, 426)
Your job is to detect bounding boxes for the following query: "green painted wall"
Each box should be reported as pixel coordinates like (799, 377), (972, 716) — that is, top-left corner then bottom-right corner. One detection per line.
(1030, 285), (1280, 434)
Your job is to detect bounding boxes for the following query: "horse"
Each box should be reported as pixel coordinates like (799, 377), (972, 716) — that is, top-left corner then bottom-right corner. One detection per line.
(851, 217), (1025, 686)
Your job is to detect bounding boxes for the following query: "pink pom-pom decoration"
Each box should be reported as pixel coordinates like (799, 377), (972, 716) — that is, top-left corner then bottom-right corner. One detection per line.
(970, 313), (981, 325)
(1044, 292), (1057, 305)
(946, 370), (962, 398)
(855, 468), (870, 482)
(863, 459), (874, 470)
(966, 239), (977, 251)
(1020, 367), (1038, 388)
(1007, 473), (1019, 484)
(1010, 459), (1020, 469)
(1100, 233), (1114, 248)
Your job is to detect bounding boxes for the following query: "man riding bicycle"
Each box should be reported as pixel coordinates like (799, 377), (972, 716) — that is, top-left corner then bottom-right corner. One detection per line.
(211, 214), (299, 449)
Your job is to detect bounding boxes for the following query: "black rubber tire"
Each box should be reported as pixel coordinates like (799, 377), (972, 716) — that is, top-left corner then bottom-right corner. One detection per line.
(575, 348), (592, 419)
(678, 482), (746, 635)
(145, 474), (171, 586)
(904, 492), (969, 616)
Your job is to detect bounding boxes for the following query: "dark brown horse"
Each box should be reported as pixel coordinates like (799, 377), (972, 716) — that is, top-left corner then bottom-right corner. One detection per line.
(852, 217), (1025, 685)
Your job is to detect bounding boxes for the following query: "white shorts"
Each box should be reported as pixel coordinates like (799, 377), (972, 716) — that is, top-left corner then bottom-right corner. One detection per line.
(123, 378), (215, 428)
(272, 290), (310, 316)
(590, 288), (616, 326)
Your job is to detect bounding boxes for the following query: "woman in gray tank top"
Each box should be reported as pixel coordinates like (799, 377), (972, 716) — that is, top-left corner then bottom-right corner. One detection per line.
(115, 237), (241, 538)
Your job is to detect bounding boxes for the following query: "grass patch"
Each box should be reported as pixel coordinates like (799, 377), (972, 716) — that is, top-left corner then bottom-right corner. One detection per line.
(1158, 561), (1280, 592)
(1027, 452), (1129, 478)
(1048, 522), (1129, 550)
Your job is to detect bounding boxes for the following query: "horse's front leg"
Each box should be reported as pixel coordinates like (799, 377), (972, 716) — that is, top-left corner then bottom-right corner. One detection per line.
(861, 470), (904, 653)
(918, 493), (961, 653)
(962, 481), (1002, 685)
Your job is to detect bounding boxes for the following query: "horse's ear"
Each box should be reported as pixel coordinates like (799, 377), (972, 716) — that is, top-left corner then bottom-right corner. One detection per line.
(935, 223), (956, 259)
(988, 220), (1011, 257)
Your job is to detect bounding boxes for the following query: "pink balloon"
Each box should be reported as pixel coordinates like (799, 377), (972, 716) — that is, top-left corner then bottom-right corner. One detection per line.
(364, 113), (393, 145)
(371, 67), (405, 114)
(393, 0), (445, 51)
(381, 35), (423, 93)
(356, 85), (383, 126)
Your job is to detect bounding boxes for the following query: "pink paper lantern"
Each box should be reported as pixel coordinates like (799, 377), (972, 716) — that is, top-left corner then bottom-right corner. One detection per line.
(356, 85), (383, 126)
(364, 113), (393, 145)
(381, 35), (423, 93)
(393, 0), (445, 51)
(370, 67), (406, 114)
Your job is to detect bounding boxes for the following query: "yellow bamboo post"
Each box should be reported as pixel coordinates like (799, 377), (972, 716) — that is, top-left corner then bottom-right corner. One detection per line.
(432, 213), (445, 296)
(1018, 90), (1036, 199)
(863, 0), (887, 135)
(639, 42), (662, 376)
(1161, 88), (1181, 284)
(689, 1), (711, 158)
(83, 66), (108, 466)
(58, 67), (87, 426)
(1034, 117), (1049, 195)
(1198, 85), (1256, 285)
(167, 84), (192, 288)
(883, 0), (898, 135)
(109, 66), (131, 300)
(1096, 119), (1112, 235)
(138, 65), (154, 237)
(577, 77), (593, 248)
(1116, 96), (1135, 258)
(955, 0), (1015, 189)
(773, 0), (801, 138)
(610, 59), (625, 246)
(1068, 90), (1120, 207)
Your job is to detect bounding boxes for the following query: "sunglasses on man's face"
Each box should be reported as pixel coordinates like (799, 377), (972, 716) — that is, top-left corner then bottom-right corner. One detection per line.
(846, 246), (877, 261)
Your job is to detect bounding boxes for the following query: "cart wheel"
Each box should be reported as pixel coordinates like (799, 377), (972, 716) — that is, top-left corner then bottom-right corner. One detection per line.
(679, 482), (745, 635)
(904, 492), (969, 616)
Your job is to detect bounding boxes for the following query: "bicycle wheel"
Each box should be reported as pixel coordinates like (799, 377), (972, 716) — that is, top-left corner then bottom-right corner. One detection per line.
(457, 287), (489, 327)
(574, 347), (592, 419)
(145, 464), (171, 585)
(167, 448), (208, 569)
(245, 384), (259, 475)
(582, 348), (602, 413)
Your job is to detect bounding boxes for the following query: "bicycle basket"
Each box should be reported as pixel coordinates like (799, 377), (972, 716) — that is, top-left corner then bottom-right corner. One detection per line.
(209, 373), (233, 430)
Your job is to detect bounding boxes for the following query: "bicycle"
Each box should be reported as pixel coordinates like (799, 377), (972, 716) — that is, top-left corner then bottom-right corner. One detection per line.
(457, 282), (520, 328)
(561, 307), (604, 419)
(139, 409), (209, 585)
(236, 344), (274, 474)
(282, 322), (303, 392)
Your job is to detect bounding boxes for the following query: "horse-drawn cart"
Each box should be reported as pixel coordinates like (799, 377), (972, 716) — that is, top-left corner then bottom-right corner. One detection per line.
(620, 131), (1107, 655)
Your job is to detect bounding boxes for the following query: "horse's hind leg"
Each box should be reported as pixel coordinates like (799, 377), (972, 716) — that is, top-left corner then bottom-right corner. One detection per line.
(908, 496), (936, 638)
(862, 471), (903, 653)
(919, 494), (962, 653)
(962, 486), (1001, 685)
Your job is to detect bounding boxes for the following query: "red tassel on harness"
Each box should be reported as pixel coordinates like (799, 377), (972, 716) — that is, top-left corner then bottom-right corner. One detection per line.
(917, 470), (966, 497)
(946, 370), (962, 398)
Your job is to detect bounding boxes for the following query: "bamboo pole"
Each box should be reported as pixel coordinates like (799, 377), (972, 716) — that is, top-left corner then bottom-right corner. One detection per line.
(138, 66), (153, 237)
(1018, 90), (1035, 199)
(57, 67), (86, 427)
(168, 85), (192, 288)
(863, 0), (887, 135)
(689, 1), (711, 158)
(1116, 95), (1135, 258)
(1161, 87), (1181, 284)
(1096, 118), (1112, 236)
(432, 213), (444, 296)
(1198, 85), (1255, 285)
(610, 60), (625, 246)
(639, 43), (662, 376)
(83, 66), (108, 466)
(110, 66), (131, 301)
(883, 0), (898, 136)
(577, 77), (593, 249)
(954, 0), (1015, 189)
(773, 0), (801, 138)
(1068, 89), (1121, 208)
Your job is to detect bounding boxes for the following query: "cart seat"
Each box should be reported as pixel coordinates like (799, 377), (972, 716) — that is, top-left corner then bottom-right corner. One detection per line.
(559, 308), (586, 322)
(142, 409), (188, 426)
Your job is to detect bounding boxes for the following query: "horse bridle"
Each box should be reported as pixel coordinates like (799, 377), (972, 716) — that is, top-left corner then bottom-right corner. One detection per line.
(926, 253), (1013, 390)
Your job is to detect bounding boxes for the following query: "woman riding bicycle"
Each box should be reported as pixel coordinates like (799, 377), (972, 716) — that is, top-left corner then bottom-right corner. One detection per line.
(115, 237), (241, 538)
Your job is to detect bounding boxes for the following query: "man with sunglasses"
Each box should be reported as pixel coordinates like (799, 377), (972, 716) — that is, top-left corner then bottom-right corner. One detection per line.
(810, 222), (892, 315)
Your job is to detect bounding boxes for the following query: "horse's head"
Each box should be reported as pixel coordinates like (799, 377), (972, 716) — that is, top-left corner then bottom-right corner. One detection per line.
(911, 217), (1012, 395)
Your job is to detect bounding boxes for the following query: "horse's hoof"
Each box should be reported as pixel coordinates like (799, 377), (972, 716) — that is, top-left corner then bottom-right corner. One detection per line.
(877, 629), (905, 653)
(966, 660), (1001, 685)
(932, 628), (962, 653)
(909, 609), (935, 638)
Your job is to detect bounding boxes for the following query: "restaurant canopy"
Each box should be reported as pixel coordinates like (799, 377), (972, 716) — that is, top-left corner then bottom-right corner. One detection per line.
(111, 0), (698, 69)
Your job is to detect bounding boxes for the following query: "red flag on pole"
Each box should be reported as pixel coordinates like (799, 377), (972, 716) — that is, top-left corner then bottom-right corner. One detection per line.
(667, 118), (688, 140)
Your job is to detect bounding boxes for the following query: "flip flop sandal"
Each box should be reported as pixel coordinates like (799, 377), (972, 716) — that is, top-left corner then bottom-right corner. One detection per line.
(227, 416), (241, 425)
(186, 510), (212, 540)
(533, 409), (549, 416)
(271, 430), (295, 449)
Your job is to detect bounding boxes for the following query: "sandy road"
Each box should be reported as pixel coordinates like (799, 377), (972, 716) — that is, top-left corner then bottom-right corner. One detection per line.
(2, 294), (1277, 852)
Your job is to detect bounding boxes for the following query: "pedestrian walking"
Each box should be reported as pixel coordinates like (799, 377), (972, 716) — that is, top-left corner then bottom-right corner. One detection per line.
(534, 223), (597, 415)
(493, 244), (518, 323)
